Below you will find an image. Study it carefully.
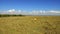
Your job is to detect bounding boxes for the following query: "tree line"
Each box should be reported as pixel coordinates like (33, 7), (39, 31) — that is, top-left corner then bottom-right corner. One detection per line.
(0, 14), (24, 17)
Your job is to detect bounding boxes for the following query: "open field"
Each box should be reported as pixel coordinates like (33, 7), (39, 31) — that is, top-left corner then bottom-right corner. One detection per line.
(0, 16), (60, 34)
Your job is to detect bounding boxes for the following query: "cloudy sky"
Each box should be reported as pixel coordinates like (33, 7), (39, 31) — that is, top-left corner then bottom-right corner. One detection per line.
(0, 0), (60, 15)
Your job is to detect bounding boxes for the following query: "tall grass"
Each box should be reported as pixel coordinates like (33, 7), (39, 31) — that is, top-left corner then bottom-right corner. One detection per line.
(0, 16), (60, 34)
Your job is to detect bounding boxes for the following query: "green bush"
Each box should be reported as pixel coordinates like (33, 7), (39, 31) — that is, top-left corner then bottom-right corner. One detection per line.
(0, 14), (24, 17)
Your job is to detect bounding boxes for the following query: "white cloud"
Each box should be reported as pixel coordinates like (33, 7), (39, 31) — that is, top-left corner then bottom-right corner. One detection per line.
(18, 10), (22, 12)
(8, 9), (15, 13)
(0, 9), (60, 15)
(49, 10), (60, 13)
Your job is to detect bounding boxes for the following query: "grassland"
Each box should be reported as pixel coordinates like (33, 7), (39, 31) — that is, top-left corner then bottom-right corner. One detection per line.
(0, 16), (60, 34)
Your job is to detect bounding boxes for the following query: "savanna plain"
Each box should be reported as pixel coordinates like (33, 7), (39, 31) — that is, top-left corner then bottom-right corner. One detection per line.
(0, 16), (60, 34)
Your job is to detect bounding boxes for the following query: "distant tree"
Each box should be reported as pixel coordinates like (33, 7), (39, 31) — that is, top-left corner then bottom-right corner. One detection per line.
(0, 14), (25, 17)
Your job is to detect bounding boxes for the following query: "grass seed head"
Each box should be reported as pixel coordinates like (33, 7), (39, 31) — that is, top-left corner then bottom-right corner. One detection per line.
(34, 18), (37, 20)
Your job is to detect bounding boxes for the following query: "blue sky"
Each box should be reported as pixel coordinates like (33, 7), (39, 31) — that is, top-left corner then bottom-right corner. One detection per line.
(0, 0), (60, 11)
(0, 0), (60, 15)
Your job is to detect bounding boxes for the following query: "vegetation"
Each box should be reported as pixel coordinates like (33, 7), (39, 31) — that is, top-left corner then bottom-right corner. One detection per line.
(0, 16), (60, 34)
(0, 14), (24, 17)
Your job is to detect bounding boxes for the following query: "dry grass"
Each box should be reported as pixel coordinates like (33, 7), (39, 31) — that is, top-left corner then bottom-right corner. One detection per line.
(0, 16), (60, 34)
